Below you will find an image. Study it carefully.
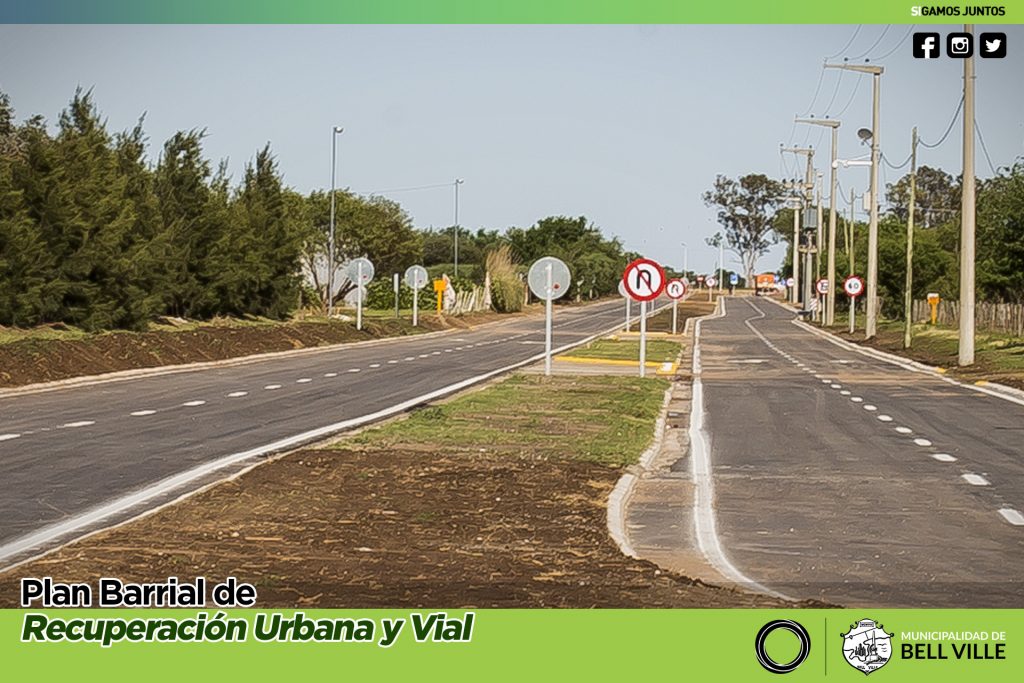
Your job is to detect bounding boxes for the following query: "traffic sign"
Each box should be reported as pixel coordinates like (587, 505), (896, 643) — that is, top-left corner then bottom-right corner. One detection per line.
(785, 277), (795, 288)
(665, 278), (688, 300)
(404, 265), (428, 290)
(347, 257), (375, 284)
(816, 279), (829, 295)
(729, 273), (739, 286)
(617, 280), (628, 298)
(527, 257), (571, 301)
(844, 275), (865, 298)
(706, 276), (717, 288)
(622, 258), (666, 301)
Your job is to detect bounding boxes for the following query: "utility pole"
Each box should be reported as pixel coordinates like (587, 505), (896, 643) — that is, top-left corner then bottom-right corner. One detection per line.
(848, 187), (856, 278)
(959, 25), (976, 366)
(904, 127), (918, 349)
(782, 146), (815, 305)
(826, 63), (883, 338)
(718, 239), (724, 294)
(327, 126), (344, 316)
(682, 242), (688, 280)
(797, 118), (841, 325)
(453, 178), (464, 278)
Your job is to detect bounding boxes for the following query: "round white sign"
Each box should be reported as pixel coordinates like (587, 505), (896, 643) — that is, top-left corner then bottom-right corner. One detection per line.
(816, 279), (829, 295)
(622, 258), (666, 301)
(706, 276), (718, 288)
(346, 257), (375, 284)
(785, 277), (795, 288)
(618, 280), (628, 298)
(527, 257), (571, 301)
(665, 278), (688, 300)
(404, 265), (429, 289)
(844, 275), (865, 298)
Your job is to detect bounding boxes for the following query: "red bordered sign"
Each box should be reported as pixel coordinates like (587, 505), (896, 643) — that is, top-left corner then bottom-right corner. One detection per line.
(622, 258), (666, 302)
(844, 275), (865, 298)
(665, 278), (688, 300)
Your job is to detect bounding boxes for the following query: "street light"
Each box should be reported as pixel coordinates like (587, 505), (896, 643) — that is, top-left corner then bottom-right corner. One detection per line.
(781, 145), (815, 305)
(328, 125), (344, 317)
(796, 117), (840, 324)
(825, 62), (883, 339)
(453, 178), (464, 278)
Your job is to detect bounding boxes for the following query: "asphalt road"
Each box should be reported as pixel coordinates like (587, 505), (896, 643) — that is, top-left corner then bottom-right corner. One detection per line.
(697, 296), (1024, 607)
(0, 298), (654, 565)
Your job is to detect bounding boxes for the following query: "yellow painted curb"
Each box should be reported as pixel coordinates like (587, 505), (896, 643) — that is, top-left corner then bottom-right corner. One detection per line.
(936, 367), (947, 374)
(554, 355), (666, 368)
(655, 362), (679, 376)
(975, 380), (989, 386)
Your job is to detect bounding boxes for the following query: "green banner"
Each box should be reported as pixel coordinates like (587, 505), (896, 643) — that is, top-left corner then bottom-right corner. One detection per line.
(4, 609), (1022, 681)
(1, 1), (1022, 24)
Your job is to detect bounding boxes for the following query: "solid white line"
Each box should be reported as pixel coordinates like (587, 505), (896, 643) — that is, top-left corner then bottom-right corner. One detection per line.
(998, 508), (1024, 526)
(931, 453), (957, 462)
(690, 298), (791, 600)
(182, 400), (206, 407)
(914, 438), (933, 447)
(0, 433), (20, 441)
(264, 384), (282, 390)
(227, 391), (248, 398)
(962, 473), (990, 486)
(130, 410), (156, 417)
(0, 305), (646, 569)
(60, 420), (95, 428)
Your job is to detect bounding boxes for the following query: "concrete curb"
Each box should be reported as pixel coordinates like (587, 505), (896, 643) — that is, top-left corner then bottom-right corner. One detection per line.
(606, 384), (673, 560)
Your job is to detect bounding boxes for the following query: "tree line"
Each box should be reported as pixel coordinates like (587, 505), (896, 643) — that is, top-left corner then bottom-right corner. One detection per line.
(0, 89), (634, 331)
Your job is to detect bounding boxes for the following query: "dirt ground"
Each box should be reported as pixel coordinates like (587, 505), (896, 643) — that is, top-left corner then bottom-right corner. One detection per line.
(0, 310), (514, 389)
(0, 448), (788, 608)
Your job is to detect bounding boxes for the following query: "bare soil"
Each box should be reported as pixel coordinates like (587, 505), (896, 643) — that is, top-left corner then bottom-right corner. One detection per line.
(0, 446), (790, 608)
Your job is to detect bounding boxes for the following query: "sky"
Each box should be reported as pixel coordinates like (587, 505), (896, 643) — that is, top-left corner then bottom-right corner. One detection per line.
(1, 24), (1022, 274)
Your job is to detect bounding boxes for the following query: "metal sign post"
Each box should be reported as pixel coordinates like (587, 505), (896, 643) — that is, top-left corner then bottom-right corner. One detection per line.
(622, 258), (667, 378)
(665, 278), (688, 335)
(405, 265), (428, 327)
(528, 257), (571, 376)
(618, 280), (630, 332)
(705, 276), (717, 302)
(393, 273), (400, 318)
(844, 275), (864, 335)
(347, 257), (375, 331)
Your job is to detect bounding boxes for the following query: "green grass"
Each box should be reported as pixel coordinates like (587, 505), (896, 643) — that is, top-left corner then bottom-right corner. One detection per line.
(343, 373), (670, 466)
(562, 338), (682, 364)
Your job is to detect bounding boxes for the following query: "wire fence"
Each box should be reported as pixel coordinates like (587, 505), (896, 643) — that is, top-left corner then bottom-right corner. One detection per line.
(913, 300), (1024, 337)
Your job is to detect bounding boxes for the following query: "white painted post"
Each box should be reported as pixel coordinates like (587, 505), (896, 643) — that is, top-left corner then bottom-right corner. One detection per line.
(849, 295), (855, 335)
(625, 297), (631, 332)
(412, 282), (419, 327)
(357, 261), (363, 331)
(672, 300), (678, 335)
(639, 300), (647, 378)
(544, 263), (553, 376)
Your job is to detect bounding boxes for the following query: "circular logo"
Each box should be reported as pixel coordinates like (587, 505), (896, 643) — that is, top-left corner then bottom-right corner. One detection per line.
(665, 278), (688, 300)
(622, 258), (666, 302)
(844, 275), (864, 298)
(755, 620), (811, 674)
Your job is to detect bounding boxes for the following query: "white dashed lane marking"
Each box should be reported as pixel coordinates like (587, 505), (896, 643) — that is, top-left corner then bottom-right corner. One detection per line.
(404, 357), (416, 361)
(347, 369), (360, 373)
(864, 405), (878, 411)
(296, 378), (312, 383)
(962, 473), (990, 486)
(182, 400), (206, 407)
(369, 363), (381, 369)
(840, 390), (851, 396)
(264, 384), (282, 390)
(877, 415), (893, 422)
(324, 372), (338, 378)
(914, 438), (933, 447)
(851, 397), (863, 402)
(932, 453), (957, 462)
(999, 509), (1024, 526)
(0, 434), (20, 441)
(130, 410), (156, 416)
(895, 426), (913, 434)
(227, 391), (248, 398)
(387, 360), (399, 364)
(830, 384), (842, 389)
(60, 420), (96, 428)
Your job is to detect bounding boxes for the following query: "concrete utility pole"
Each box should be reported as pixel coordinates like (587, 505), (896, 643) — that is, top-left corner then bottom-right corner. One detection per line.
(453, 178), (464, 278)
(782, 146), (815, 305)
(681, 242), (688, 279)
(848, 187), (857, 279)
(826, 63), (883, 338)
(327, 126), (344, 316)
(904, 127), (918, 349)
(718, 239), (724, 294)
(959, 25), (976, 366)
(797, 118), (841, 324)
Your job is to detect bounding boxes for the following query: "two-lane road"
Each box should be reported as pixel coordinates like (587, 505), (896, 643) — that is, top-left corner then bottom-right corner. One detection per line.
(695, 296), (1024, 607)
(0, 298), (653, 566)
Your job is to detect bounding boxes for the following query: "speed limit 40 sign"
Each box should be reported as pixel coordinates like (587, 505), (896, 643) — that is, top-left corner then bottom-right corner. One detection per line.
(844, 275), (864, 298)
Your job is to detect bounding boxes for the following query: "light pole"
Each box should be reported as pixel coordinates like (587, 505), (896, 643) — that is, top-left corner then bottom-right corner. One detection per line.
(453, 178), (464, 278)
(681, 242), (688, 280)
(904, 127), (918, 349)
(328, 125), (344, 317)
(959, 25), (976, 366)
(797, 117), (841, 324)
(825, 63), (883, 339)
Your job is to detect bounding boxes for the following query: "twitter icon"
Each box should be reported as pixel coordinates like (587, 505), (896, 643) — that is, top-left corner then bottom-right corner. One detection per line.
(980, 32), (1007, 58)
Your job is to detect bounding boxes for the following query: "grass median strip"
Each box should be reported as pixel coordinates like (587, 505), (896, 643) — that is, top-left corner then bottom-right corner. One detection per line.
(0, 371), (787, 607)
(560, 338), (682, 365)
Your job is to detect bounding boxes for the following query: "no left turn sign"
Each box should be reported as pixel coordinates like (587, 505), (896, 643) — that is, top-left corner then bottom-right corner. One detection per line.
(622, 258), (666, 301)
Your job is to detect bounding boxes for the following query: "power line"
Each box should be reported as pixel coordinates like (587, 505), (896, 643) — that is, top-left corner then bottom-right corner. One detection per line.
(799, 66), (827, 116)
(828, 25), (863, 59)
(831, 73), (865, 117)
(849, 25), (891, 60)
(919, 95), (964, 148)
(870, 26), (913, 61)
(821, 69), (845, 114)
(975, 118), (999, 176)
(881, 151), (912, 170)
(358, 181), (454, 195)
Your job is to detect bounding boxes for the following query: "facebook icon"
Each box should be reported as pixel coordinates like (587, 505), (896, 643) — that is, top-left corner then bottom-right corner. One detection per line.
(913, 32), (940, 59)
